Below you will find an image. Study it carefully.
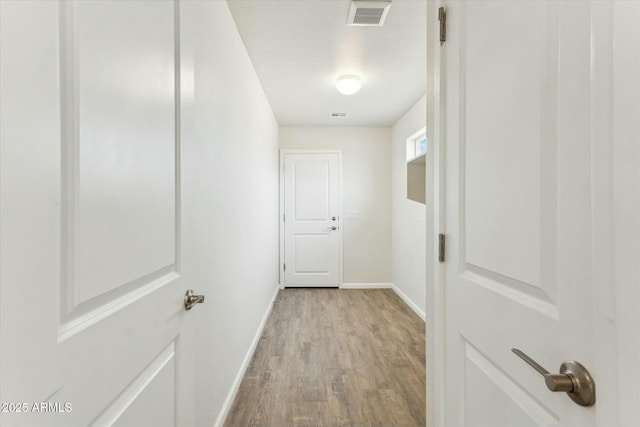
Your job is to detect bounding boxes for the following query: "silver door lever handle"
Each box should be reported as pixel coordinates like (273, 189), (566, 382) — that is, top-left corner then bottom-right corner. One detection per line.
(184, 289), (205, 311)
(512, 348), (595, 406)
(326, 226), (337, 231)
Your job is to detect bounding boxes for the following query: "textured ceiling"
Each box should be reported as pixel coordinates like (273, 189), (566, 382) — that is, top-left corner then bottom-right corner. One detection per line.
(227, 0), (427, 126)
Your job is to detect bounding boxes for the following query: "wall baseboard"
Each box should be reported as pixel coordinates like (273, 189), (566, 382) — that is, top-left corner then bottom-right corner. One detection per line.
(340, 282), (393, 289)
(391, 284), (426, 321)
(213, 284), (280, 427)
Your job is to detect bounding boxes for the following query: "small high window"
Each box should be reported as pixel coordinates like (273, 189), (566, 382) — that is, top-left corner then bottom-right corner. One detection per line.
(406, 127), (427, 161)
(406, 127), (427, 204)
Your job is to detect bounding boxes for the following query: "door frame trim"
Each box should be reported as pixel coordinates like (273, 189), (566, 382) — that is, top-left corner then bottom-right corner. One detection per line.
(426, 0), (445, 426)
(279, 149), (343, 288)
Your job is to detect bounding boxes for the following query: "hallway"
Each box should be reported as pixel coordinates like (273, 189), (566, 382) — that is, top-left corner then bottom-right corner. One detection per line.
(2, 1), (639, 426)
(225, 289), (425, 427)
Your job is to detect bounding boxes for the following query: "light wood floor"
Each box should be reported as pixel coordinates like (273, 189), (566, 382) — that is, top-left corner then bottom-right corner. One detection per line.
(224, 288), (426, 427)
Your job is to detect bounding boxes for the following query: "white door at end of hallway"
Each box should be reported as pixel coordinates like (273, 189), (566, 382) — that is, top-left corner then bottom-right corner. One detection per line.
(1, 2), (195, 426)
(282, 152), (341, 287)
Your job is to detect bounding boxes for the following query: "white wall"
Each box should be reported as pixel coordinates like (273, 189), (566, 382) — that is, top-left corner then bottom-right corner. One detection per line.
(391, 94), (427, 317)
(280, 127), (392, 284)
(181, 2), (279, 426)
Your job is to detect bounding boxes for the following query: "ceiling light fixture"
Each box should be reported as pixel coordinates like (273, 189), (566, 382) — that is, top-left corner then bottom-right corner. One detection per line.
(336, 75), (362, 95)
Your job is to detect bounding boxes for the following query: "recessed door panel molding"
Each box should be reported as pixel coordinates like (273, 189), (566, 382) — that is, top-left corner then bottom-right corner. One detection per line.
(294, 234), (331, 273)
(59, 0), (180, 336)
(463, 341), (559, 427)
(294, 161), (330, 221)
(281, 151), (342, 287)
(461, 0), (559, 306)
(92, 343), (176, 427)
(460, 266), (559, 320)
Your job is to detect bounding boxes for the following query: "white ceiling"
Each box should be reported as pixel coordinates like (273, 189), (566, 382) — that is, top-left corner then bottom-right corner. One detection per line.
(227, 0), (427, 127)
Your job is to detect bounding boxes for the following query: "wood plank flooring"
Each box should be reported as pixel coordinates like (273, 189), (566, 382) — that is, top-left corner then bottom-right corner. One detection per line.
(224, 288), (426, 427)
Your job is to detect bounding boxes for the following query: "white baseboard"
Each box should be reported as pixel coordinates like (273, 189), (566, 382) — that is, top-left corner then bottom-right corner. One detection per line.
(213, 284), (280, 427)
(392, 284), (426, 321)
(340, 282), (393, 289)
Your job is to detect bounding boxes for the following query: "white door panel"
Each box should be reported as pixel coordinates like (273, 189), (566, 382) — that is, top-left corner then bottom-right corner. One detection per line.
(293, 161), (331, 220)
(294, 234), (331, 273)
(70, 0), (177, 311)
(442, 1), (597, 425)
(282, 152), (341, 287)
(0, 1), (194, 426)
(464, 0), (543, 288)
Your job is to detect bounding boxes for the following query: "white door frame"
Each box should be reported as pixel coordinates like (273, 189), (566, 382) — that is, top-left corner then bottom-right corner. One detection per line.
(425, 1), (446, 426)
(279, 149), (343, 288)
(426, 1), (636, 426)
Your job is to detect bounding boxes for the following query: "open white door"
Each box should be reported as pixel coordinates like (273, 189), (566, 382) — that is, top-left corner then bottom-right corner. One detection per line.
(432, 1), (629, 426)
(1, 1), (195, 426)
(281, 151), (341, 287)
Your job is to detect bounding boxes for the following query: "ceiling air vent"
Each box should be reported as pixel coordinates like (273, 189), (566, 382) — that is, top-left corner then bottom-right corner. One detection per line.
(329, 112), (348, 118)
(347, 1), (392, 26)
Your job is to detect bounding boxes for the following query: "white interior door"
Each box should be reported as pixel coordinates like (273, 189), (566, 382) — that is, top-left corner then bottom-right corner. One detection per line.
(282, 152), (341, 287)
(0, 1), (195, 426)
(438, 1), (612, 425)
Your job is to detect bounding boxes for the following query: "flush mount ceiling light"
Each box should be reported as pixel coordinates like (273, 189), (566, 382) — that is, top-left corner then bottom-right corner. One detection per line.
(336, 75), (362, 95)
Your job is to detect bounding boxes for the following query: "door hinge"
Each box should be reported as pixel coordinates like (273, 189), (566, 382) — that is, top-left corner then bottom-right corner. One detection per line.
(438, 233), (445, 262)
(438, 7), (446, 45)
(283, 213), (285, 222)
(283, 264), (286, 271)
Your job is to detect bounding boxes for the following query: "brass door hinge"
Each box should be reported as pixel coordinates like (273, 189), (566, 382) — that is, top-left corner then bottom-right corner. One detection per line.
(438, 233), (445, 262)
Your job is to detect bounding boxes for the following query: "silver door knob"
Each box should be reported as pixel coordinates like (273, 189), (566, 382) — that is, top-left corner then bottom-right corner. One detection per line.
(512, 348), (595, 406)
(184, 289), (205, 311)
